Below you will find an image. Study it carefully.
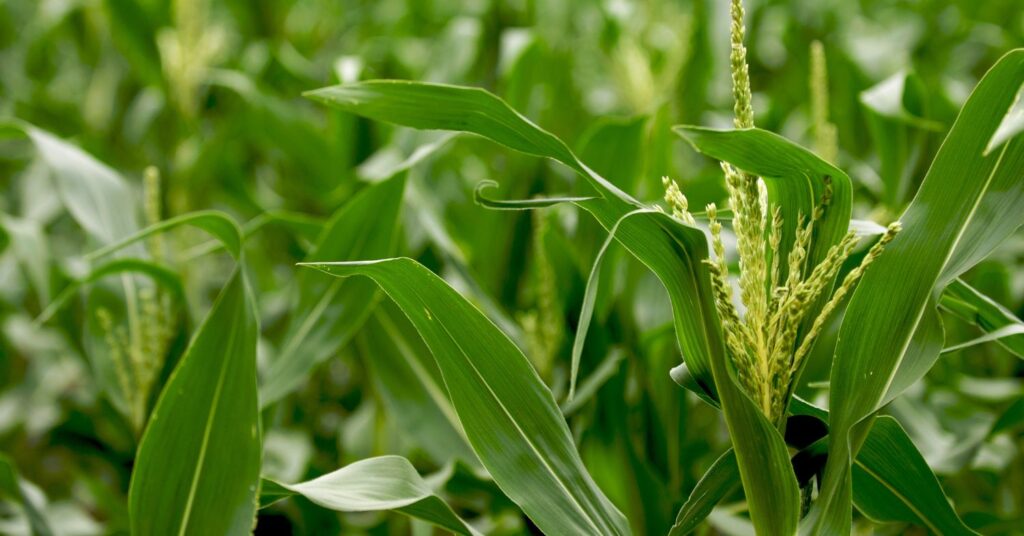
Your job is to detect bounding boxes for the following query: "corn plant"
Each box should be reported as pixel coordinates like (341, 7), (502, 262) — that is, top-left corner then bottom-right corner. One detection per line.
(2, 0), (1023, 534)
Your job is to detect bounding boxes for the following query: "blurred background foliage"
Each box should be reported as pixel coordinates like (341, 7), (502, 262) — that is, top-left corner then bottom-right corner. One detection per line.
(0, 0), (1022, 534)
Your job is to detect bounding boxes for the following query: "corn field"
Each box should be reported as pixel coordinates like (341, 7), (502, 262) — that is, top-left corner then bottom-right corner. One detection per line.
(1, 0), (1023, 534)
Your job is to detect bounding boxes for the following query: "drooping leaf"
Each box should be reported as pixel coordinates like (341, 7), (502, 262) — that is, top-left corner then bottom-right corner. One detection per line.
(810, 49), (1024, 536)
(128, 268), (261, 535)
(261, 456), (481, 536)
(86, 210), (243, 262)
(306, 80), (800, 536)
(259, 173), (406, 406)
(301, 257), (629, 535)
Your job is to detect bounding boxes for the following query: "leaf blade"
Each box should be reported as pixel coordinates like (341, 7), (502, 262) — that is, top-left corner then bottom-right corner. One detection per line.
(128, 269), (261, 535)
(302, 257), (629, 535)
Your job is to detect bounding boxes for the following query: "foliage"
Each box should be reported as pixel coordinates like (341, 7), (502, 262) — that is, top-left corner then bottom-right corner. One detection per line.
(0, 0), (1022, 534)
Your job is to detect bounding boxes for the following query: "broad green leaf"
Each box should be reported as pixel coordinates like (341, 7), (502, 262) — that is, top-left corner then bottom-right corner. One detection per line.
(261, 456), (481, 536)
(260, 173), (406, 406)
(306, 80), (799, 536)
(301, 257), (629, 535)
(358, 303), (477, 466)
(942, 279), (1024, 358)
(303, 80), (634, 205)
(853, 416), (976, 535)
(0, 453), (53, 536)
(811, 49), (1024, 536)
(128, 268), (261, 535)
(72, 211), (243, 425)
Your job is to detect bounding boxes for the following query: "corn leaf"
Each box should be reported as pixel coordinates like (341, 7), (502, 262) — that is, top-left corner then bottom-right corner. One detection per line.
(305, 80), (800, 536)
(86, 210), (243, 262)
(358, 303), (477, 466)
(668, 450), (739, 536)
(301, 257), (630, 535)
(810, 49), (1024, 535)
(942, 279), (1024, 358)
(670, 415), (975, 535)
(259, 173), (406, 406)
(0, 453), (53, 536)
(260, 456), (481, 536)
(853, 416), (977, 535)
(128, 267), (261, 535)
(1, 122), (139, 245)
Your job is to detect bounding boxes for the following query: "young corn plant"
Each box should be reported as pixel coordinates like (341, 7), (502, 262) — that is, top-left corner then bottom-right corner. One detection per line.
(293, 1), (1024, 533)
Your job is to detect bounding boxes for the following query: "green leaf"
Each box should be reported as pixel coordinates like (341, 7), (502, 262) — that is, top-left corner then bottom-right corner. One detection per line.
(261, 456), (481, 536)
(810, 49), (1024, 536)
(303, 80), (635, 206)
(0, 453), (53, 536)
(259, 173), (406, 406)
(860, 71), (937, 208)
(669, 415), (976, 536)
(576, 115), (649, 192)
(985, 89), (1024, 154)
(306, 79), (799, 536)
(301, 257), (629, 535)
(942, 279), (1024, 358)
(668, 450), (739, 536)
(853, 416), (977, 535)
(358, 303), (477, 466)
(128, 268), (261, 535)
(473, 180), (596, 210)
(570, 209), (656, 399)
(86, 210), (243, 262)
(0, 214), (52, 304)
(2, 121), (140, 245)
